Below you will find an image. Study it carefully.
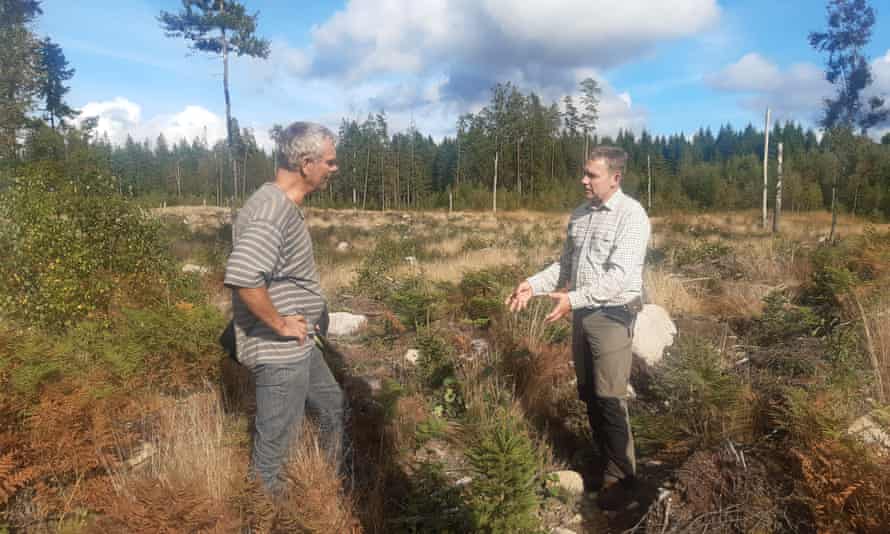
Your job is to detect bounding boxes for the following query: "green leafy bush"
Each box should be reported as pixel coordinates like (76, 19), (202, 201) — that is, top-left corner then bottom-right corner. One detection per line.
(353, 233), (426, 300)
(0, 162), (171, 328)
(465, 411), (541, 534)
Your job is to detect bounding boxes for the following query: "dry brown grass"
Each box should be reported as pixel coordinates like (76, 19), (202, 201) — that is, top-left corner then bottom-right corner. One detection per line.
(321, 260), (359, 296)
(400, 247), (521, 283)
(88, 386), (243, 532)
(146, 388), (236, 501)
(644, 268), (705, 315)
(274, 423), (360, 533)
(862, 297), (890, 403)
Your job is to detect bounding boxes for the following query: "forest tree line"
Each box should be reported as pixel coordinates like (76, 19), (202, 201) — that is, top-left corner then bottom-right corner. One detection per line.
(2, 0), (890, 216)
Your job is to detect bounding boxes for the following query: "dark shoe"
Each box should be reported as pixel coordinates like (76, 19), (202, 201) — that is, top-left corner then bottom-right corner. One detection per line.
(596, 477), (636, 511)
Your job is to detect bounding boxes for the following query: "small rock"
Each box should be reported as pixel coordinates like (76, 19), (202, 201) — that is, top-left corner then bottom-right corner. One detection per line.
(181, 263), (210, 274)
(327, 312), (367, 337)
(455, 476), (472, 486)
(549, 470), (584, 495)
(570, 514), (583, 524)
(404, 349), (420, 365)
(551, 528), (577, 534)
(470, 338), (489, 356)
(127, 442), (156, 467)
(404, 256), (417, 265)
(847, 415), (890, 451)
(336, 241), (350, 252)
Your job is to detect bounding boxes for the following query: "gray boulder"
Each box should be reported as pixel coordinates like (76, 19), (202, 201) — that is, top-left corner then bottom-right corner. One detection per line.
(327, 312), (367, 337)
(632, 304), (677, 367)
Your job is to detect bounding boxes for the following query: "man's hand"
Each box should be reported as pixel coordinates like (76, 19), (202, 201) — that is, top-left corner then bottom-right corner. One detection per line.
(275, 315), (308, 343)
(544, 292), (571, 323)
(505, 280), (534, 313)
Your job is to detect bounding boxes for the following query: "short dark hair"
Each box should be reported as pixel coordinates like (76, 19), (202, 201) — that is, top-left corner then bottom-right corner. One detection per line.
(276, 122), (335, 171)
(588, 146), (628, 178)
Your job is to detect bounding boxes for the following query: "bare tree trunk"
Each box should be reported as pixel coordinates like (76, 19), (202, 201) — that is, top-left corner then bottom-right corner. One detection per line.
(773, 142), (783, 233)
(762, 107), (770, 229)
(176, 160), (182, 198)
(456, 133), (461, 188)
(647, 154), (652, 211)
(516, 139), (521, 197)
(830, 175), (838, 241)
(380, 144), (385, 210)
(493, 150), (499, 213)
(550, 139), (554, 181)
(362, 145), (370, 210)
(395, 141), (401, 209)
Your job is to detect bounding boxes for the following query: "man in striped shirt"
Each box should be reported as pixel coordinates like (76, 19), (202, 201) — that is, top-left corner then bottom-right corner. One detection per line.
(506, 146), (650, 509)
(224, 122), (343, 493)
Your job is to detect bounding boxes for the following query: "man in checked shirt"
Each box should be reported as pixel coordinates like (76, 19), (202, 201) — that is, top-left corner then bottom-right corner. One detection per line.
(506, 146), (650, 510)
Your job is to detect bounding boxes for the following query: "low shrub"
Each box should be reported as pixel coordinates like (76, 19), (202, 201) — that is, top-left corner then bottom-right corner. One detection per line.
(755, 291), (823, 345)
(390, 461), (472, 533)
(415, 328), (457, 390)
(0, 162), (172, 329)
(386, 276), (439, 330)
(653, 336), (755, 447)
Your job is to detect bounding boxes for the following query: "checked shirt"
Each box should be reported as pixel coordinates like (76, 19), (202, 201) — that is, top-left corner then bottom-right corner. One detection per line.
(527, 189), (650, 309)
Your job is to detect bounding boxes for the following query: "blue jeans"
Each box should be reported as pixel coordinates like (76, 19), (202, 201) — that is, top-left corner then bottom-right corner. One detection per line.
(251, 346), (345, 492)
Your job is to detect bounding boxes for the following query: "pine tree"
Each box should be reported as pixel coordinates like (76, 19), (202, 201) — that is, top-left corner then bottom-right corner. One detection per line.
(37, 37), (75, 129)
(0, 0), (43, 161)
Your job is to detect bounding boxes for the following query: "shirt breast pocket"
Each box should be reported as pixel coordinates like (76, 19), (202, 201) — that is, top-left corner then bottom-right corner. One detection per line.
(590, 230), (616, 257)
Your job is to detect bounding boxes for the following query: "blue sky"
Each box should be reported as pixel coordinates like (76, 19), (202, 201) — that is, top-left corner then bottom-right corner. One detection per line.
(37, 0), (890, 148)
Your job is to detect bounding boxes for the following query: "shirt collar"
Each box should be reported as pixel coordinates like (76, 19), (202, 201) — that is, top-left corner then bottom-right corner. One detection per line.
(589, 189), (625, 212)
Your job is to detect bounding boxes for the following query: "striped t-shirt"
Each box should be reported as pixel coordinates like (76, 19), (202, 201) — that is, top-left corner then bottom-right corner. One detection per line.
(224, 183), (326, 368)
(527, 189), (650, 309)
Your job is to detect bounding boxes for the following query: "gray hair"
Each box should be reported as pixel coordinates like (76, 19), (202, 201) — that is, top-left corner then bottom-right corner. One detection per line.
(276, 122), (335, 171)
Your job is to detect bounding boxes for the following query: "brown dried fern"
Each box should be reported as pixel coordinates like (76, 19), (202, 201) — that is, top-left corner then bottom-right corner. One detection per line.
(0, 452), (36, 506)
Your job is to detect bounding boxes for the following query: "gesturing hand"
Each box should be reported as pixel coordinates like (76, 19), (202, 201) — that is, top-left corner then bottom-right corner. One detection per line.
(505, 281), (534, 313)
(544, 292), (571, 323)
(276, 315), (308, 343)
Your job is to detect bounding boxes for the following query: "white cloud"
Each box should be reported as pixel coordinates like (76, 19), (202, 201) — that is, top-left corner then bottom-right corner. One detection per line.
(707, 53), (831, 123)
(708, 53), (781, 92)
(77, 97), (142, 144)
(75, 98), (228, 147)
(708, 50), (890, 131)
(305, 0), (720, 97)
(869, 49), (890, 97)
